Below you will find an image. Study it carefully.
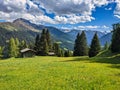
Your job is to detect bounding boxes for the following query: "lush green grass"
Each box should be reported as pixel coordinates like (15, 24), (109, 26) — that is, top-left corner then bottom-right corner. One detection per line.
(0, 56), (120, 90)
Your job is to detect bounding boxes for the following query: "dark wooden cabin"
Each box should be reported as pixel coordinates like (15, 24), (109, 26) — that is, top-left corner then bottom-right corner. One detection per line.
(20, 48), (35, 58)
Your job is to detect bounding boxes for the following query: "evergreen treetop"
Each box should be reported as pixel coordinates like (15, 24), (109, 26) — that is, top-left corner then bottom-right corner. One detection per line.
(111, 23), (120, 53)
(73, 31), (88, 56)
(89, 33), (101, 57)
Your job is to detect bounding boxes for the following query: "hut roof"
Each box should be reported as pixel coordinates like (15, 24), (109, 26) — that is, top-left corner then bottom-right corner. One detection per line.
(20, 48), (35, 53)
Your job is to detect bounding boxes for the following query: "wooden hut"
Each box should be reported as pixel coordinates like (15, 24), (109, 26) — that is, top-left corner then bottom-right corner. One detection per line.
(48, 52), (55, 56)
(20, 48), (35, 58)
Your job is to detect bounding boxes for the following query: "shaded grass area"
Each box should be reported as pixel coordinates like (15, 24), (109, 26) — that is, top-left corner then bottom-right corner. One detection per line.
(0, 55), (120, 90)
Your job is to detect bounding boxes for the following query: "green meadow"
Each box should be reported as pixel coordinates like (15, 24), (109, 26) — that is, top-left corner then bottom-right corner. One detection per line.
(0, 54), (120, 90)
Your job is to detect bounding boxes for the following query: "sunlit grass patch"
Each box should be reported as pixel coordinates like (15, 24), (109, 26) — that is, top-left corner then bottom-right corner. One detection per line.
(0, 56), (120, 90)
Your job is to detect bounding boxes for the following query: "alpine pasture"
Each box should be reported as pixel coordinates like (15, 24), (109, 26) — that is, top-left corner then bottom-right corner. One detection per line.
(0, 56), (120, 90)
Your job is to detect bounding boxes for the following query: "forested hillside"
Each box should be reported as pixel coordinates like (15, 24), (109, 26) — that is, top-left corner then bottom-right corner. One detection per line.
(0, 18), (112, 50)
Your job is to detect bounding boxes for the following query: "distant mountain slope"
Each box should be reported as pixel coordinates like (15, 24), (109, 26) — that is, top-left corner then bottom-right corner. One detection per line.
(67, 30), (106, 45)
(100, 33), (112, 46)
(0, 18), (112, 50)
(0, 21), (38, 46)
(0, 18), (73, 49)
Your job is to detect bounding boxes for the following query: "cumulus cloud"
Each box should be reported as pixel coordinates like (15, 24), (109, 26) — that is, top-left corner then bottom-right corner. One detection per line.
(0, 0), (26, 13)
(32, 0), (117, 24)
(0, 0), (119, 25)
(54, 15), (95, 24)
(114, 0), (120, 19)
(36, 0), (110, 15)
(0, 0), (56, 24)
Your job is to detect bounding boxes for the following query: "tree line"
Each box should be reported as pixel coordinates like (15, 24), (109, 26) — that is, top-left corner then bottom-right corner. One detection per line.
(34, 28), (72, 57)
(73, 31), (101, 57)
(0, 23), (120, 59)
(73, 23), (120, 57)
(0, 28), (72, 58)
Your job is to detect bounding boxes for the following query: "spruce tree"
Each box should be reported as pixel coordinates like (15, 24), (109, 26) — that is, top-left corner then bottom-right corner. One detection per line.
(8, 38), (18, 57)
(104, 42), (109, 50)
(60, 49), (64, 57)
(15, 38), (20, 57)
(46, 29), (51, 50)
(19, 40), (28, 50)
(64, 50), (72, 57)
(111, 23), (120, 53)
(79, 31), (88, 56)
(34, 34), (40, 54)
(89, 33), (101, 57)
(39, 29), (48, 55)
(53, 43), (60, 56)
(15, 38), (20, 46)
(73, 31), (88, 56)
(73, 33), (81, 56)
(0, 46), (4, 58)
(34, 28), (52, 55)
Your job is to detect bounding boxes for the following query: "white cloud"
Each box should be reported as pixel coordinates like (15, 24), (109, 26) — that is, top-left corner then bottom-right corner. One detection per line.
(114, 0), (120, 19)
(36, 0), (110, 15)
(75, 25), (110, 30)
(0, 11), (55, 24)
(0, 0), (55, 24)
(105, 7), (112, 10)
(33, 15), (56, 24)
(32, 0), (116, 24)
(0, 0), (26, 13)
(102, 25), (109, 29)
(77, 25), (99, 29)
(93, 0), (109, 6)
(26, 0), (43, 15)
(54, 15), (95, 24)
(114, 15), (120, 18)
(0, 0), (119, 25)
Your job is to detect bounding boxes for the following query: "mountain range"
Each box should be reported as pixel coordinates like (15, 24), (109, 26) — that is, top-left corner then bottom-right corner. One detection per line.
(0, 18), (112, 50)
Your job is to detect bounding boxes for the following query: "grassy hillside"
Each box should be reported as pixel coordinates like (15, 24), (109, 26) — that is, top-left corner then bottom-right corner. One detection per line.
(0, 56), (120, 90)
(0, 18), (73, 50)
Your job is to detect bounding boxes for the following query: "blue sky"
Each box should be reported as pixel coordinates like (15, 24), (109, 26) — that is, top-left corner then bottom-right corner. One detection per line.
(0, 0), (120, 32)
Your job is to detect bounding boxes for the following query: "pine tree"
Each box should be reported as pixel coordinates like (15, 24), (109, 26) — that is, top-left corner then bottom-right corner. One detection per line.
(79, 31), (88, 56)
(39, 29), (48, 55)
(15, 38), (20, 57)
(111, 23), (120, 53)
(64, 50), (72, 57)
(15, 38), (20, 46)
(64, 50), (69, 57)
(57, 49), (63, 57)
(8, 38), (18, 57)
(42, 38), (48, 55)
(0, 46), (4, 58)
(73, 31), (88, 56)
(89, 33), (101, 57)
(73, 33), (81, 56)
(46, 29), (51, 50)
(53, 42), (60, 56)
(34, 34), (40, 54)
(104, 42), (109, 50)
(60, 49), (64, 57)
(19, 40), (28, 50)
(34, 28), (52, 56)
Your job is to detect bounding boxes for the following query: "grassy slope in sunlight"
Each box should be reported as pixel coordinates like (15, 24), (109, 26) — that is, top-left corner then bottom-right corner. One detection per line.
(0, 56), (120, 90)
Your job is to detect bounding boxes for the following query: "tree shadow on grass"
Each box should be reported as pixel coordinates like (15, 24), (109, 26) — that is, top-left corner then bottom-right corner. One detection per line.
(60, 56), (90, 62)
(60, 56), (120, 64)
(59, 55), (120, 69)
(109, 64), (120, 69)
(90, 56), (120, 64)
